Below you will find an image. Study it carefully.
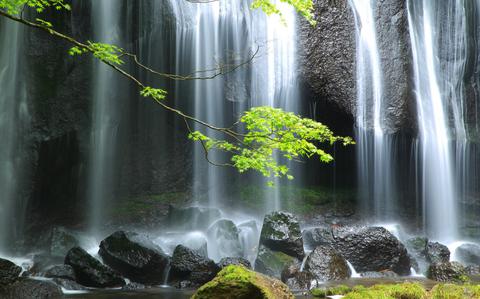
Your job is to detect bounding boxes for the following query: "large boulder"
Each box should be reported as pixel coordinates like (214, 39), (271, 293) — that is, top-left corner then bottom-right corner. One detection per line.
(167, 206), (221, 231)
(2, 278), (63, 299)
(218, 257), (251, 269)
(192, 265), (294, 299)
(45, 264), (76, 281)
(0, 258), (22, 289)
(99, 231), (170, 284)
(64, 246), (125, 288)
(427, 262), (468, 283)
(456, 243), (480, 265)
(207, 219), (242, 258)
(281, 263), (313, 291)
(259, 211), (304, 259)
(302, 227), (334, 250)
(426, 242), (450, 264)
(169, 245), (220, 286)
(304, 246), (351, 281)
(332, 226), (411, 275)
(254, 245), (299, 279)
(50, 226), (80, 257)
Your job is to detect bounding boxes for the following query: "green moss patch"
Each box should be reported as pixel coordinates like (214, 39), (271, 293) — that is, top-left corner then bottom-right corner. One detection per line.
(311, 284), (352, 297)
(192, 265), (294, 299)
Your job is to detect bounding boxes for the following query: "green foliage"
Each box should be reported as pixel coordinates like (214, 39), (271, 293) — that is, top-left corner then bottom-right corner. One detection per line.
(0, 0), (69, 14)
(252, 0), (316, 25)
(189, 107), (353, 183)
(140, 86), (167, 101)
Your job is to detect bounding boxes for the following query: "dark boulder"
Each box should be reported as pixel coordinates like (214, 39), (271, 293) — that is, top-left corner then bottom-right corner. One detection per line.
(65, 246), (125, 288)
(427, 262), (468, 283)
(259, 211), (304, 259)
(304, 246), (351, 281)
(170, 245), (220, 286)
(281, 263), (313, 291)
(45, 264), (76, 281)
(303, 227), (334, 250)
(332, 226), (411, 275)
(254, 245), (299, 279)
(456, 243), (480, 265)
(0, 258), (22, 289)
(426, 242), (450, 264)
(218, 257), (251, 269)
(99, 231), (170, 284)
(207, 219), (242, 258)
(2, 278), (62, 299)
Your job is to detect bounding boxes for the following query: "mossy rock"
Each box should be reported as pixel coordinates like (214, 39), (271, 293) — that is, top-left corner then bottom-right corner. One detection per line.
(192, 265), (294, 299)
(254, 245), (298, 279)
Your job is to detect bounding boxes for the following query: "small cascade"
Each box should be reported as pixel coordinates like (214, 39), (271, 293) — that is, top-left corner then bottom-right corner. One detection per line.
(87, 0), (122, 235)
(407, 0), (460, 241)
(347, 261), (361, 278)
(0, 18), (29, 253)
(349, 0), (397, 221)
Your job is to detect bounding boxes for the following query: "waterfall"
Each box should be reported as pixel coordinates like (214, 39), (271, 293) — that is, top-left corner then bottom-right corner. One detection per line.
(0, 18), (29, 253)
(407, 0), (461, 241)
(168, 0), (300, 213)
(350, 0), (396, 220)
(87, 0), (122, 235)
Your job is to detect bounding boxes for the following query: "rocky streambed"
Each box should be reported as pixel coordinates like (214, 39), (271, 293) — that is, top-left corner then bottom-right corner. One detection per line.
(1, 208), (480, 298)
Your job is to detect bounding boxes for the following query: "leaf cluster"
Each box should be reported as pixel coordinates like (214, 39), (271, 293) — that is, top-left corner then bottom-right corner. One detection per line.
(189, 107), (353, 184)
(251, 0), (316, 25)
(0, 0), (69, 14)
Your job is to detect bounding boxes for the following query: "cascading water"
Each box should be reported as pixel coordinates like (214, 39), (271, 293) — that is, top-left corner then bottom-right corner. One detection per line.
(0, 18), (29, 253)
(87, 0), (122, 235)
(407, 0), (459, 241)
(350, 0), (396, 221)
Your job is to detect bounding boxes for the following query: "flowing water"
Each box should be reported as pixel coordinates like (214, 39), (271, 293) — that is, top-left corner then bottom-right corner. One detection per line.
(88, 0), (122, 235)
(407, 0), (461, 241)
(0, 18), (29, 253)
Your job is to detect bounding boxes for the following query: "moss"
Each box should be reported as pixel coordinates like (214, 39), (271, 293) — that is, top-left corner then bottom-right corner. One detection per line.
(430, 284), (480, 299)
(192, 265), (294, 299)
(342, 283), (426, 299)
(311, 284), (352, 297)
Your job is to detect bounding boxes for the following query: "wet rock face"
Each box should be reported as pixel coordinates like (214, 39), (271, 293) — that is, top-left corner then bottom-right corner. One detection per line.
(299, 0), (356, 117)
(426, 242), (450, 264)
(45, 264), (76, 281)
(259, 211), (304, 259)
(64, 246), (125, 288)
(332, 226), (411, 275)
(254, 245), (299, 279)
(303, 227), (335, 250)
(456, 243), (480, 265)
(169, 245), (220, 286)
(0, 258), (22, 289)
(2, 278), (63, 299)
(299, 0), (414, 133)
(427, 261), (468, 283)
(281, 263), (313, 291)
(99, 231), (170, 284)
(304, 246), (351, 281)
